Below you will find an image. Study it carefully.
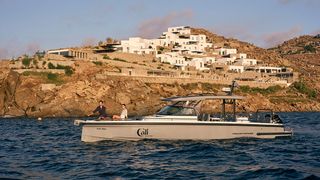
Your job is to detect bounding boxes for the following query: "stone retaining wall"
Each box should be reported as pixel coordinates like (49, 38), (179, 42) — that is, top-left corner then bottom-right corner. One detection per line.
(14, 69), (65, 74)
(96, 73), (289, 88)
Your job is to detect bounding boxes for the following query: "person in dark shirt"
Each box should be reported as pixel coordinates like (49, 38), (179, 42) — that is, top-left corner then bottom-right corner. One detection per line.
(89, 100), (108, 120)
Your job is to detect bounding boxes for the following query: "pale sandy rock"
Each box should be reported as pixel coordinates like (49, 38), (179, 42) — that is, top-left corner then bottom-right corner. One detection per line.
(116, 92), (131, 105)
(41, 84), (56, 91)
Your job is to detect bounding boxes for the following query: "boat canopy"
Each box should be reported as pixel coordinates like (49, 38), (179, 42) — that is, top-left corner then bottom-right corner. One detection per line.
(162, 95), (245, 102)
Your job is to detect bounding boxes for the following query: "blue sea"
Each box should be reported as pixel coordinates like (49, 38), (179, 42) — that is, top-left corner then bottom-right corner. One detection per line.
(0, 112), (319, 179)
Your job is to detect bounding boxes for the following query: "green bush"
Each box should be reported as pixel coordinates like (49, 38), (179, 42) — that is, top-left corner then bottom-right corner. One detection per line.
(47, 73), (58, 81)
(48, 62), (55, 69)
(56, 64), (66, 69)
(202, 83), (216, 91)
(239, 85), (282, 95)
(47, 63), (73, 76)
(92, 61), (103, 66)
(22, 57), (32, 67)
(304, 45), (316, 53)
(113, 58), (127, 62)
(293, 81), (317, 98)
(239, 85), (250, 93)
(32, 59), (38, 66)
(103, 55), (111, 59)
(64, 66), (74, 76)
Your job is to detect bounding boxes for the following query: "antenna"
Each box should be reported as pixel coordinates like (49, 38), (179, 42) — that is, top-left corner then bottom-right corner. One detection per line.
(229, 80), (239, 95)
(221, 80), (239, 96)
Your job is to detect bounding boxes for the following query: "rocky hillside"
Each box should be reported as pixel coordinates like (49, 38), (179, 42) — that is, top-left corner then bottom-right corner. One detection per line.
(191, 28), (290, 66)
(269, 34), (320, 55)
(268, 34), (320, 95)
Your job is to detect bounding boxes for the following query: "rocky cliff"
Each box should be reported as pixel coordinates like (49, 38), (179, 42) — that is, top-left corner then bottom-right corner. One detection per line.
(1, 69), (320, 118)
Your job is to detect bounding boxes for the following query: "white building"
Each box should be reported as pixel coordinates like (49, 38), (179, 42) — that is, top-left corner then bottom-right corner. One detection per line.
(117, 26), (215, 56)
(120, 37), (155, 55)
(216, 57), (236, 65)
(235, 58), (258, 66)
(237, 53), (247, 59)
(187, 58), (210, 71)
(168, 26), (191, 35)
(47, 48), (71, 56)
(156, 52), (186, 67)
(203, 56), (216, 64)
(229, 65), (245, 73)
(216, 48), (237, 56)
(190, 34), (206, 43)
(255, 66), (283, 73)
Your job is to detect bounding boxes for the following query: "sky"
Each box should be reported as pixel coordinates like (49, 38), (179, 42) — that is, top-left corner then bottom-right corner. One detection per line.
(0, 0), (319, 59)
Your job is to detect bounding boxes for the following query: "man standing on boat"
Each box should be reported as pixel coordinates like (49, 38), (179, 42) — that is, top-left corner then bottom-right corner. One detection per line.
(88, 100), (108, 120)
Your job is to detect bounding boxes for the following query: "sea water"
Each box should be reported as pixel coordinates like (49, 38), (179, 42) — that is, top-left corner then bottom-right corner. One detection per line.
(0, 112), (319, 179)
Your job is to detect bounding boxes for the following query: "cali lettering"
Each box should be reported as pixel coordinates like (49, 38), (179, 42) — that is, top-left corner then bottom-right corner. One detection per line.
(137, 128), (149, 137)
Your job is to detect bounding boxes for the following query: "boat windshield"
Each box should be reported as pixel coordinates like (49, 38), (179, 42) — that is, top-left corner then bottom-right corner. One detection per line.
(157, 105), (197, 116)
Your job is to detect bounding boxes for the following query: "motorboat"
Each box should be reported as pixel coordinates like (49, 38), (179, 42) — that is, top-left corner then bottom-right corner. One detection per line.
(74, 83), (293, 142)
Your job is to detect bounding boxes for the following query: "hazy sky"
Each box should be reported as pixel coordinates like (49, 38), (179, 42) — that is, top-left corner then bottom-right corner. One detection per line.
(0, 0), (319, 59)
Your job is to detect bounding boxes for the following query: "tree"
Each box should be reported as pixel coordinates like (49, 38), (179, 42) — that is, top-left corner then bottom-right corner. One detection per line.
(33, 59), (38, 66)
(22, 57), (31, 67)
(64, 66), (74, 76)
(48, 62), (55, 69)
(304, 45), (316, 53)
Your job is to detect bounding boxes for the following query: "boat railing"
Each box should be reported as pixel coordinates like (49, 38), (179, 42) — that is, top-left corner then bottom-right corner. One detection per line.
(249, 109), (284, 124)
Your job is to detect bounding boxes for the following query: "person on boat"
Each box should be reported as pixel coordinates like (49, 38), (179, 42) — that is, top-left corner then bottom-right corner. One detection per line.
(112, 104), (128, 120)
(89, 100), (108, 120)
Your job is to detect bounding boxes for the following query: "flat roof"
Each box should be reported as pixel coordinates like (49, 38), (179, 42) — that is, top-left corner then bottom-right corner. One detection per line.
(162, 95), (245, 101)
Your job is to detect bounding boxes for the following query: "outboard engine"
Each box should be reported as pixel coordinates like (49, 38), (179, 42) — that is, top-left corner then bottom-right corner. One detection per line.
(271, 114), (283, 124)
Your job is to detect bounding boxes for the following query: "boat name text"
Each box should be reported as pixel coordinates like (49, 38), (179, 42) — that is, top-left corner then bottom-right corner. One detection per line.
(137, 128), (149, 137)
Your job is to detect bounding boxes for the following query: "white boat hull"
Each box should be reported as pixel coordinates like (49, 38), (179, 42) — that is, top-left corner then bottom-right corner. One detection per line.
(76, 120), (292, 142)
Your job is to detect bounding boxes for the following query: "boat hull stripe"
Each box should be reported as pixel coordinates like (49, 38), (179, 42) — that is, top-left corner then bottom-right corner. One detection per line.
(257, 132), (292, 135)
